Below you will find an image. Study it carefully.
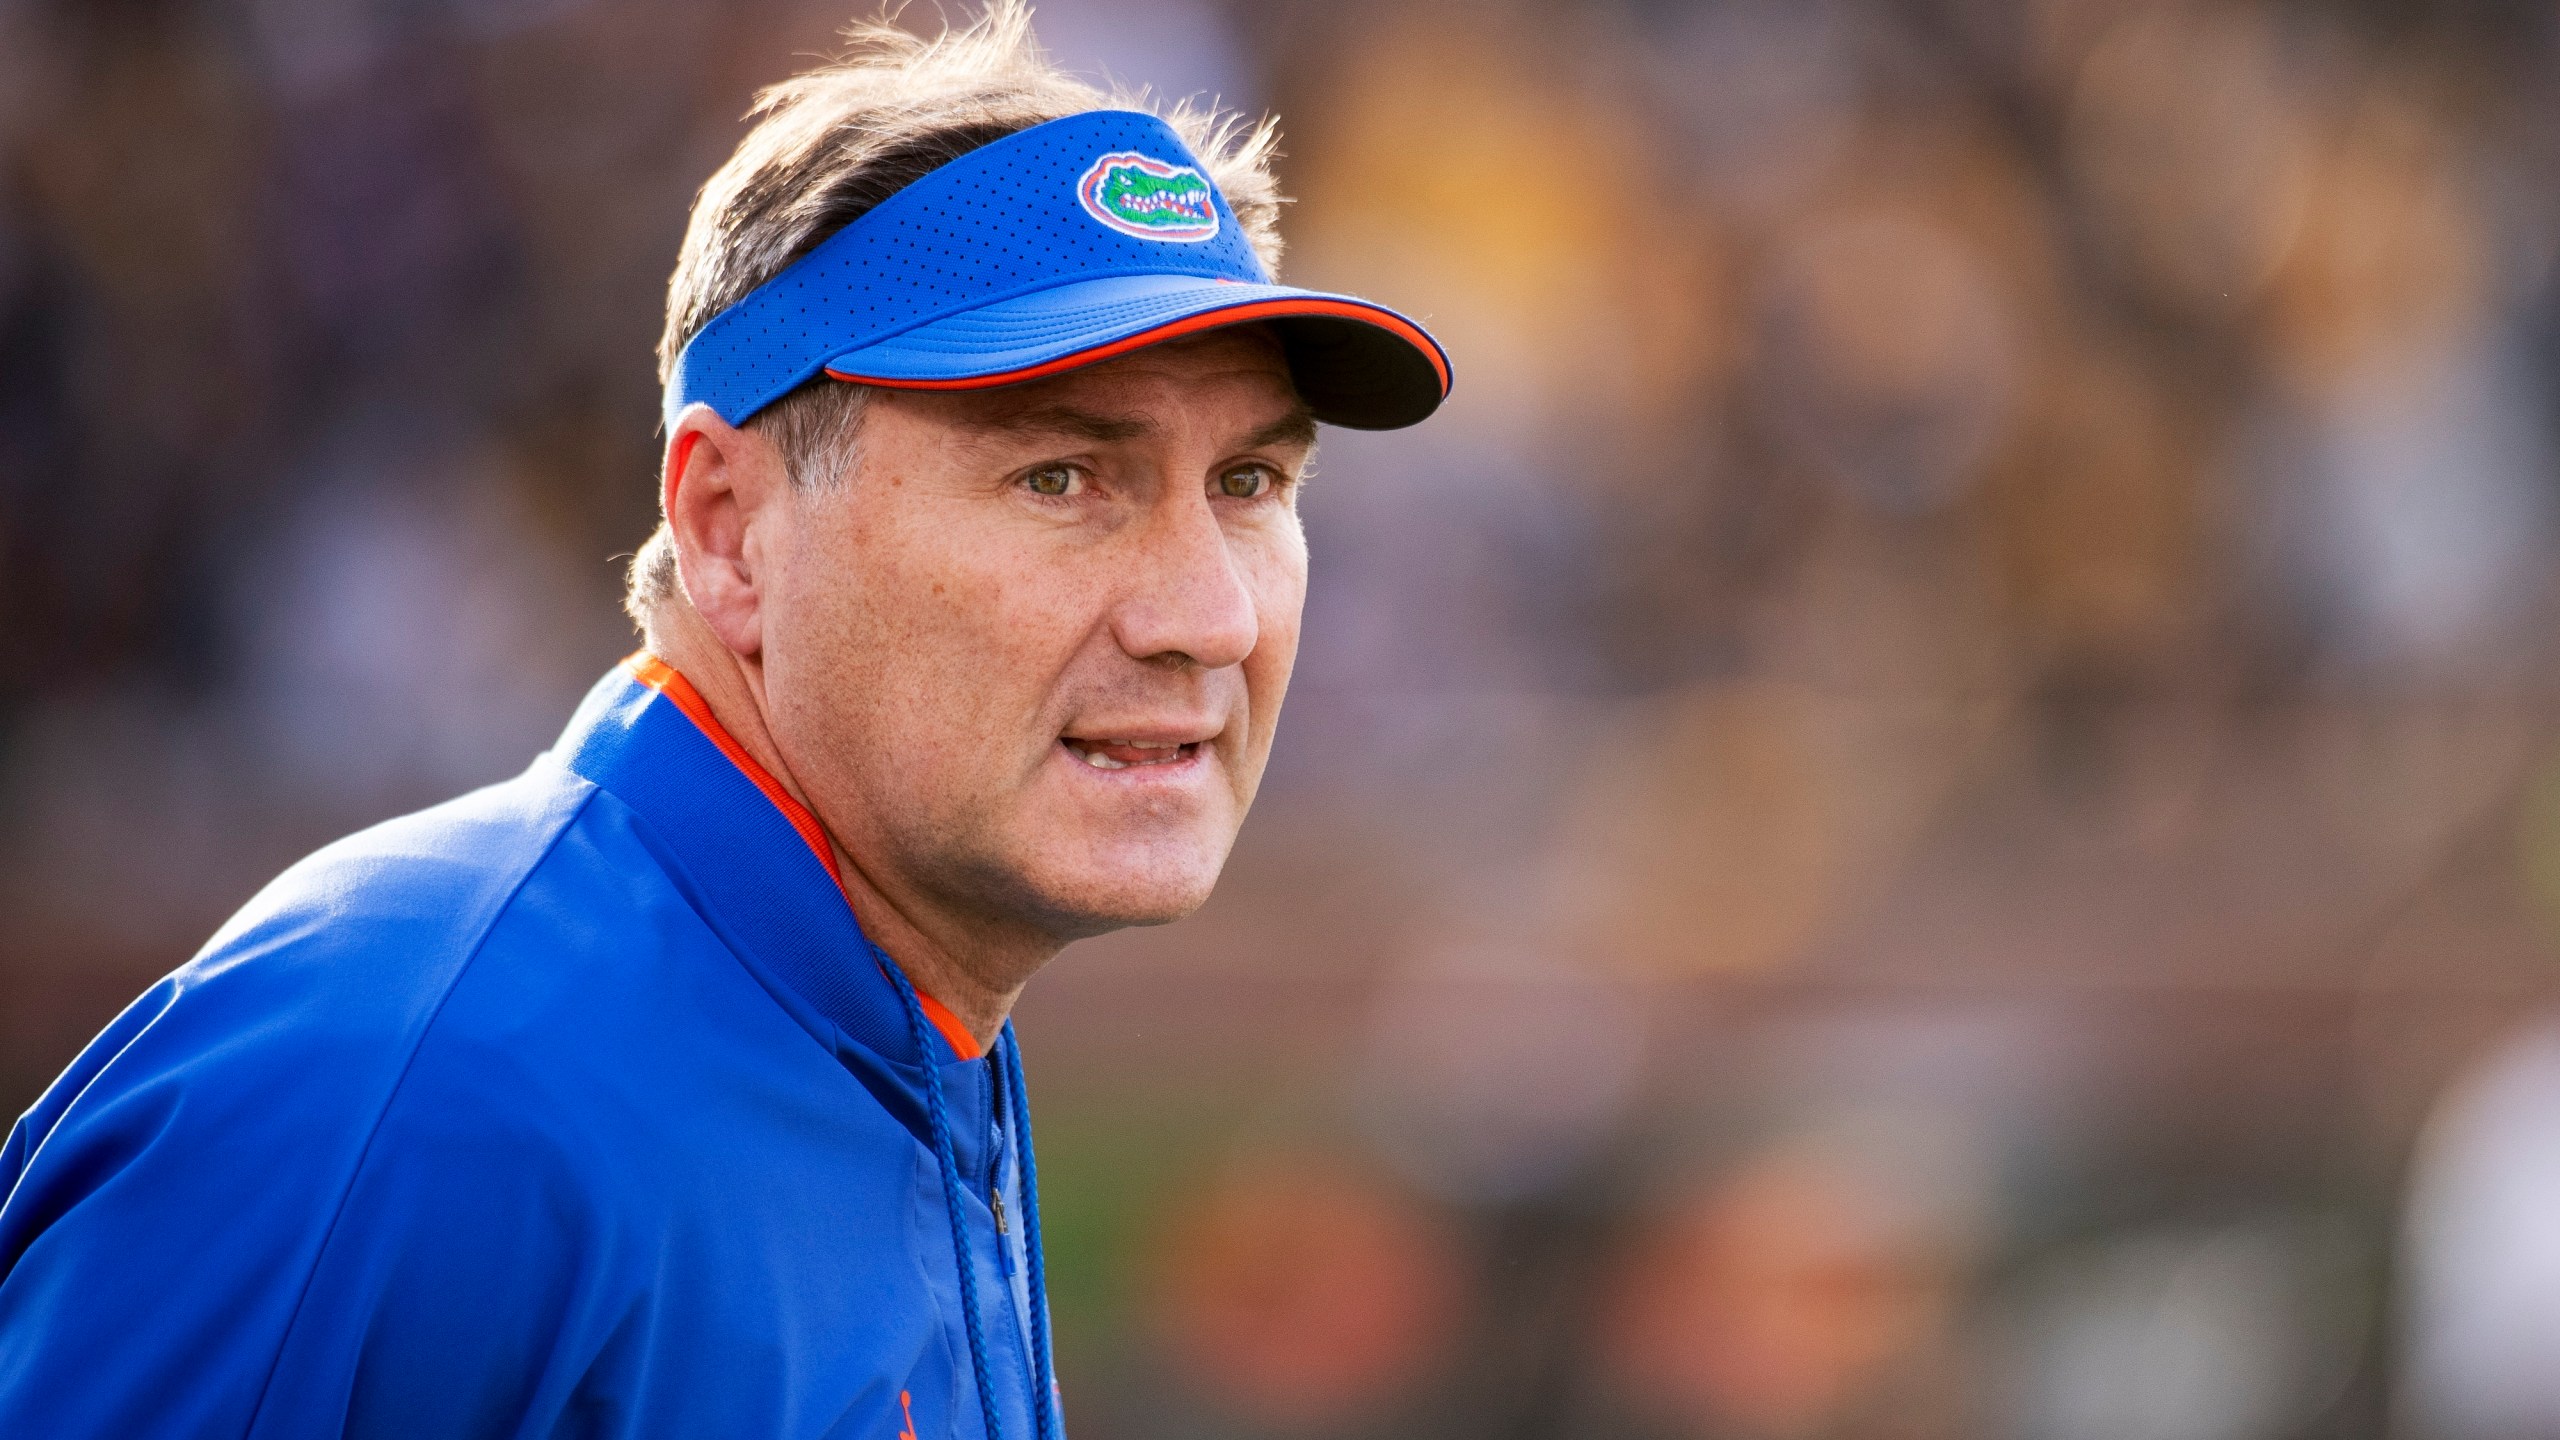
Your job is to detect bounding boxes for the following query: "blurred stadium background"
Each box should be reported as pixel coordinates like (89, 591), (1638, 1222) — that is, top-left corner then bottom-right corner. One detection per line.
(11, 0), (2560, 1435)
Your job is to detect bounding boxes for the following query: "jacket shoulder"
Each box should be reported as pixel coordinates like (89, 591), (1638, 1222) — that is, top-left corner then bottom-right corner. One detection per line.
(0, 760), (606, 1440)
(19, 758), (602, 1153)
(191, 758), (599, 994)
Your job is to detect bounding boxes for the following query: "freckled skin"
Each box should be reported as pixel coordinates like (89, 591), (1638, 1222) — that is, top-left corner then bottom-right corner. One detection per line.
(653, 329), (1312, 1039)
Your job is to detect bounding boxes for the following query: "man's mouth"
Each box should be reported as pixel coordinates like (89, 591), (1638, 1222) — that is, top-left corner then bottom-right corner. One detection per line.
(1060, 737), (1203, 771)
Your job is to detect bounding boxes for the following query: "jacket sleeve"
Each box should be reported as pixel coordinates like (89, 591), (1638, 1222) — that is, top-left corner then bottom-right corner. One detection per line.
(0, 791), (584, 1439)
(0, 967), (406, 1437)
(251, 1043), (630, 1439)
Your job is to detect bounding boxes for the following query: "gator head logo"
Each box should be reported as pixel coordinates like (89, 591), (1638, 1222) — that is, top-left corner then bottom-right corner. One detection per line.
(1076, 151), (1220, 242)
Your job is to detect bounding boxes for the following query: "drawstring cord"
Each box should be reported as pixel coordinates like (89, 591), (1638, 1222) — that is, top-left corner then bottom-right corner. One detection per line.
(1000, 1029), (1059, 1439)
(883, 964), (1062, 1439)
(884, 962), (1007, 1440)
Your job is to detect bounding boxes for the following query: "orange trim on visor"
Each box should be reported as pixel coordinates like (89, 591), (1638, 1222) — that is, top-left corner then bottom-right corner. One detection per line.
(623, 653), (983, 1061)
(824, 296), (1452, 396)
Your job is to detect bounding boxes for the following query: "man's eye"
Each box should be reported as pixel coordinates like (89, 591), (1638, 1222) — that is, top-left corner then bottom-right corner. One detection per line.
(1218, 464), (1275, 499)
(1023, 464), (1080, 497)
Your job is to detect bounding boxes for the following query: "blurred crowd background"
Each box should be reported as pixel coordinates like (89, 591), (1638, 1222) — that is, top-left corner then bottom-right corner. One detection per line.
(9, 0), (2560, 1435)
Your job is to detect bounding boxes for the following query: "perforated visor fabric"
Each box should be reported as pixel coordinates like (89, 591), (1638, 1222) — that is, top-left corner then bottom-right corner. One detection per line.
(666, 109), (1451, 432)
(821, 274), (1446, 430)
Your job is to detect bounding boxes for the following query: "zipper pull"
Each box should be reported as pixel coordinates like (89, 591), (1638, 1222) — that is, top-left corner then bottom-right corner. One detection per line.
(993, 1190), (1017, 1275)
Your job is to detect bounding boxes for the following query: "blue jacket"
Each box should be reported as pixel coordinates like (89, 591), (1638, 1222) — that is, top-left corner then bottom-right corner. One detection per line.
(0, 660), (1061, 1439)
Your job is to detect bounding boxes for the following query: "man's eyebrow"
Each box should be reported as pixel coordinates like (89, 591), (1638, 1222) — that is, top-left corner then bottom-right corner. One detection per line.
(961, 400), (1318, 453)
(967, 403), (1154, 443)
(1241, 406), (1318, 453)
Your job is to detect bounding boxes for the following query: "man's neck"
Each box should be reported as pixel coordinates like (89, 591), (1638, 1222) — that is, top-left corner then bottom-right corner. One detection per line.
(642, 605), (1035, 1052)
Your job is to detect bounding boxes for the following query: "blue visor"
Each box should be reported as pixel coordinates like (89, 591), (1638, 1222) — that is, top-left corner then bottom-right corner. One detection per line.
(665, 109), (1450, 432)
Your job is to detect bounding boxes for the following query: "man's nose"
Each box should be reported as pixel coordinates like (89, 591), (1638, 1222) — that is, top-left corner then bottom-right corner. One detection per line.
(1110, 492), (1260, 671)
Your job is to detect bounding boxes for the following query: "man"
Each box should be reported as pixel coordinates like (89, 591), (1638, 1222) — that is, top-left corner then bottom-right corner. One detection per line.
(0, 6), (1447, 1437)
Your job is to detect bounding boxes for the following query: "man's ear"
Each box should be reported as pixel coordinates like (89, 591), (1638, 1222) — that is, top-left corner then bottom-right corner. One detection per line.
(662, 403), (790, 661)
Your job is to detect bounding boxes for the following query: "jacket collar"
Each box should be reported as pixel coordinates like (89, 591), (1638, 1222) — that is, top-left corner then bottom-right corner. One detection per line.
(550, 656), (983, 1070)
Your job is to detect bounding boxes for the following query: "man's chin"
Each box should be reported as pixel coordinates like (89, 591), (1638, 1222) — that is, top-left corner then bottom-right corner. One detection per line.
(1035, 870), (1221, 938)
(999, 838), (1231, 939)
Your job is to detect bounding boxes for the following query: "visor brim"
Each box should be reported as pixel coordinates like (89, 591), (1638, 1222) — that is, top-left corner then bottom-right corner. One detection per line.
(821, 274), (1450, 431)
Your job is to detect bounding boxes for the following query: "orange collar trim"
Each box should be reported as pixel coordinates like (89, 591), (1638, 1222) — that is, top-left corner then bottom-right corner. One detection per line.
(622, 653), (982, 1061)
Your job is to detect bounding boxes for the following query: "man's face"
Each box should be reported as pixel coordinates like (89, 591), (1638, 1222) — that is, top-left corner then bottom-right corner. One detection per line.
(759, 329), (1313, 942)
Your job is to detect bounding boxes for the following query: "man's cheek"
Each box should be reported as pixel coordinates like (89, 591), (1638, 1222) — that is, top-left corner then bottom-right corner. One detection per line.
(1246, 569), (1307, 683)
(918, 539), (1042, 634)
(1241, 533), (1309, 632)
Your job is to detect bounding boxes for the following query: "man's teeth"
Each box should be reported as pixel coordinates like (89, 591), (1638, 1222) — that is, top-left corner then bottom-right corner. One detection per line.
(1070, 739), (1185, 770)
